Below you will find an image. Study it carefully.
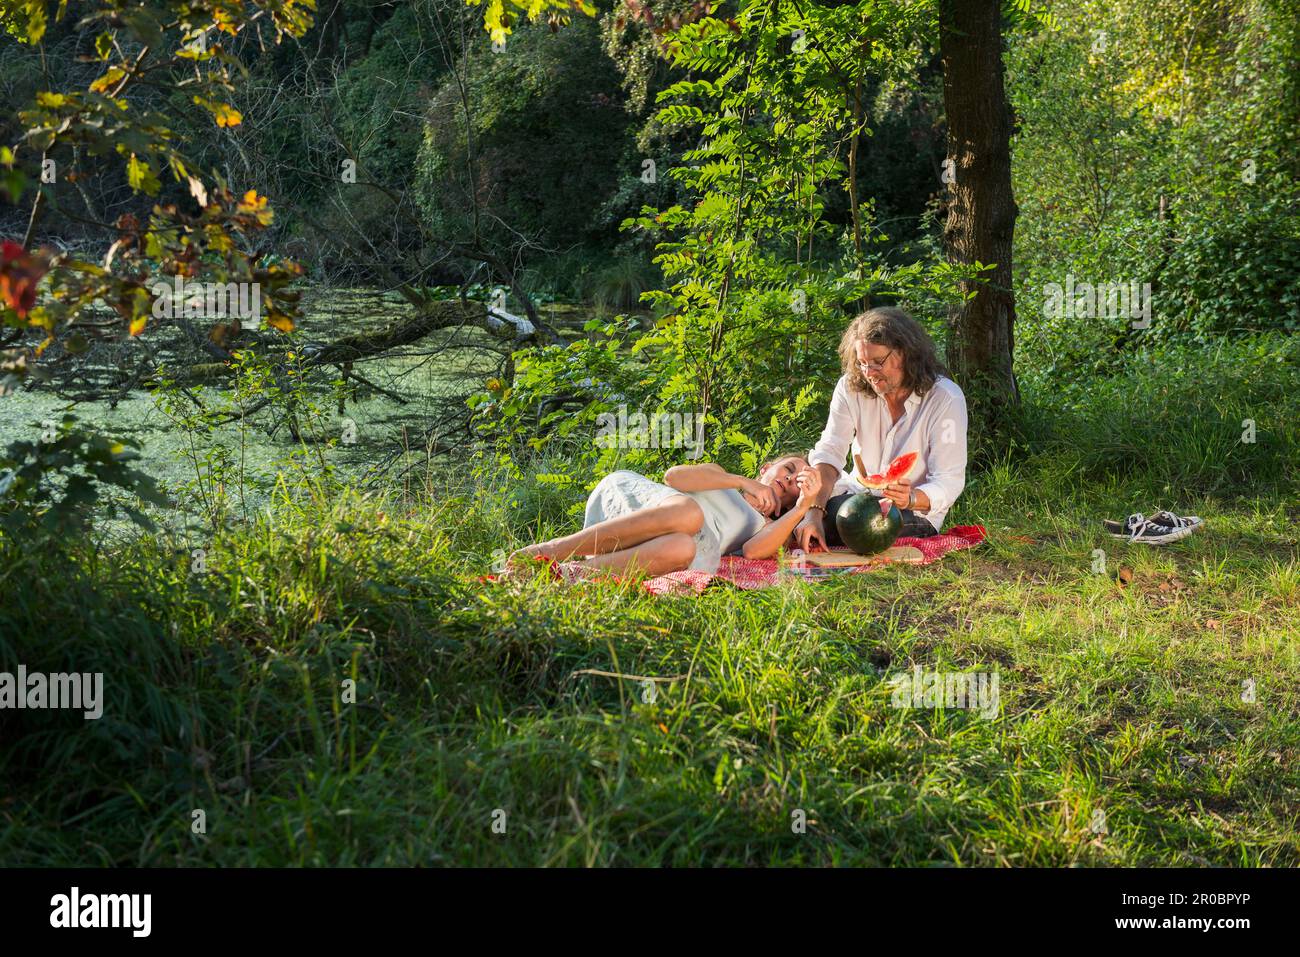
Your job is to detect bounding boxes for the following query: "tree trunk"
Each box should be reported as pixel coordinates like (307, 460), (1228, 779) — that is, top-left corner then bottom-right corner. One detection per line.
(938, 0), (1020, 443)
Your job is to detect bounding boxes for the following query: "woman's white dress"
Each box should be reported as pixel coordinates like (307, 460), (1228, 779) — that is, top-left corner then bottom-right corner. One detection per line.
(583, 471), (766, 573)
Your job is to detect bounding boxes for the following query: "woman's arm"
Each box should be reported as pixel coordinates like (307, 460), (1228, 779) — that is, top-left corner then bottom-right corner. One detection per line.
(741, 500), (812, 559)
(662, 462), (741, 492)
(666, 463), (780, 516)
(741, 467), (825, 559)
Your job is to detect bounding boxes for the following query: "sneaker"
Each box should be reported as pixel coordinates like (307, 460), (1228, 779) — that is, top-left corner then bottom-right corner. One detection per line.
(1102, 513), (1193, 544)
(1149, 509), (1204, 533)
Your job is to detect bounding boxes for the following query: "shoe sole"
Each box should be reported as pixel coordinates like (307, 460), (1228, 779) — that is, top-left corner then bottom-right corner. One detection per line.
(1107, 527), (1193, 544)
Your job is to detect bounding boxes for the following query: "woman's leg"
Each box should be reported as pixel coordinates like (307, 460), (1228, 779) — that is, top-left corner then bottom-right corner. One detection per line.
(582, 532), (697, 576)
(512, 495), (704, 564)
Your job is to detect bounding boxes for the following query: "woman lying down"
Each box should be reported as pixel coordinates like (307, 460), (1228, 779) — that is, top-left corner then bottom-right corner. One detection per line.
(509, 456), (825, 578)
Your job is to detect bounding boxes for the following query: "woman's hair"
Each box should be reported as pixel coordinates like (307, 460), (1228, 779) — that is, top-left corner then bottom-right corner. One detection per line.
(838, 306), (949, 398)
(758, 452), (808, 476)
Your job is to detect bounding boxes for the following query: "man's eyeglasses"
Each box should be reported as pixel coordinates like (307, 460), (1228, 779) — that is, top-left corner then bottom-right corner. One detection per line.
(856, 348), (895, 373)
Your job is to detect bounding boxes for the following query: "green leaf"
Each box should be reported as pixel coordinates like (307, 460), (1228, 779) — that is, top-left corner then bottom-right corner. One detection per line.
(122, 10), (163, 49)
(0, 168), (25, 204)
(126, 153), (159, 195)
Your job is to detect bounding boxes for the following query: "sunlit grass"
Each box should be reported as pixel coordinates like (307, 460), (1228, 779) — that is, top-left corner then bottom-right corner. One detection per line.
(1, 333), (1296, 866)
(0, 448), (1295, 865)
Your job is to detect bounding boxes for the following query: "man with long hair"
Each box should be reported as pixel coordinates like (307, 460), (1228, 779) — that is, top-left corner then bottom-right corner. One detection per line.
(795, 307), (969, 551)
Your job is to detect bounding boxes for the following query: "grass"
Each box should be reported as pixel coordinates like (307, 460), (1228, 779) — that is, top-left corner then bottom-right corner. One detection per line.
(0, 338), (1297, 866)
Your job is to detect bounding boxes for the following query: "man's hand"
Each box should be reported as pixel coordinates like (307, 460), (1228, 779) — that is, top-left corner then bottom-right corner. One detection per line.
(881, 479), (912, 511)
(883, 480), (930, 513)
(794, 512), (828, 552)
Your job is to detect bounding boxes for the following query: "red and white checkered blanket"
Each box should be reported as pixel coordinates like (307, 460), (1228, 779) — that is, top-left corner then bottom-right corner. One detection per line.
(489, 525), (987, 595)
(638, 524), (986, 595)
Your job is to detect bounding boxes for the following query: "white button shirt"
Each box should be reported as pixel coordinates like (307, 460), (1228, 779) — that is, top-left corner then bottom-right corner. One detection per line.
(809, 375), (968, 532)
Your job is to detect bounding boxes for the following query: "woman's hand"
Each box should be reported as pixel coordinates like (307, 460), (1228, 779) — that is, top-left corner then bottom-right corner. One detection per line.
(794, 467), (824, 507)
(741, 471), (823, 560)
(738, 476), (780, 518)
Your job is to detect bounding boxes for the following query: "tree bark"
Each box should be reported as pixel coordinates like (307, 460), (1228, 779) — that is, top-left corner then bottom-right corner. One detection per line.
(938, 0), (1020, 440)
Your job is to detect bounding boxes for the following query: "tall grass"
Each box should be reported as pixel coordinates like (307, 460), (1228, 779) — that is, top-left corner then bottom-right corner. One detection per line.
(0, 337), (1296, 866)
(1013, 333), (1299, 498)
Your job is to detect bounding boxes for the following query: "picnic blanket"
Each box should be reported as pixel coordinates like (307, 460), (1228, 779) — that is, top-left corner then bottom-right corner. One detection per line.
(492, 525), (986, 595)
(637, 524), (987, 595)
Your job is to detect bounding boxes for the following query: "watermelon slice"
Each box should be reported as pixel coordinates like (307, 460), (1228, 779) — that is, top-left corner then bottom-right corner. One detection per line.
(853, 450), (923, 489)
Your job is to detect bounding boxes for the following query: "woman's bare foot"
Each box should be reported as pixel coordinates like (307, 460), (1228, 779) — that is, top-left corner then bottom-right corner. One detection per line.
(508, 543), (552, 565)
(502, 543), (565, 579)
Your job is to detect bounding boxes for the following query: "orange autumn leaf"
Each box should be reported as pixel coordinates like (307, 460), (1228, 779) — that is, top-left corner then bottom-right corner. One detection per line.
(236, 190), (273, 226)
(0, 240), (48, 318)
(89, 66), (127, 94)
(265, 312), (294, 333)
(212, 102), (242, 128)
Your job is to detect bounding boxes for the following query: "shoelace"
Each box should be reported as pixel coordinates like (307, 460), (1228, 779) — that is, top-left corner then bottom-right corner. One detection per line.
(1126, 513), (1161, 542)
(1152, 510), (1196, 529)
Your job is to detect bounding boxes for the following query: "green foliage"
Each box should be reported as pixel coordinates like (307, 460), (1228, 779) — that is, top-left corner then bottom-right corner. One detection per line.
(415, 17), (636, 250)
(1013, 332), (1300, 494)
(468, 316), (670, 486)
(624, 3), (970, 441)
(1, 0), (311, 378)
(2, 334), (1298, 865)
(723, 381), (821, 476)
(1008, 0), (1300, 381)
(467, 0), (597, 46)
(576, 255), (664, 316)
(150, 346), (347, 533)
(333, 5), (446, 187)
(1156, 195), (1300, 338)
(459, 1), (981, 482)
(0, 415), (166, 539)
(0, 0), (56, 43)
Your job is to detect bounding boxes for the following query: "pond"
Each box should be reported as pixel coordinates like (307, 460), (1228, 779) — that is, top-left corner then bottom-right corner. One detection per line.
(0, 287), (598, 535)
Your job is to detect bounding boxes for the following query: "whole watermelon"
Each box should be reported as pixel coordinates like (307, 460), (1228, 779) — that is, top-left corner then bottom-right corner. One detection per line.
(835, 494), (903, 555)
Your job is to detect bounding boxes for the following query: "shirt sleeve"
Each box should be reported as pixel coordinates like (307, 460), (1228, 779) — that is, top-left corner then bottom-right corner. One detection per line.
(808, 376), (857, 473)
(914, 384), (968, 516)
(830, 468), (863, 496)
